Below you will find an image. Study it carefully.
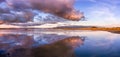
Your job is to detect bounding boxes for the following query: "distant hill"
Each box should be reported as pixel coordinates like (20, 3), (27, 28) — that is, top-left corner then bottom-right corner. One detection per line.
(54, 25), (97, 28)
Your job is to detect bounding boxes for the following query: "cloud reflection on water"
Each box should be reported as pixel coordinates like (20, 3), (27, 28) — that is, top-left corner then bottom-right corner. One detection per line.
(0, 30), (120, 57)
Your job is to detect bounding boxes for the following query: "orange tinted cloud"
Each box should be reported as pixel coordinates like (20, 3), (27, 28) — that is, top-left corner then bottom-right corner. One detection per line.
(6, 0), (84, 21)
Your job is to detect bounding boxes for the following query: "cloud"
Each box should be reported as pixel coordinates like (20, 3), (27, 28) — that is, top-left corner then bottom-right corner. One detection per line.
(0, 0), (84, 24)
(84, 0), (120, 24)
(0, 3), (35, 24)
(0, 2), (10, 13)
(0, 0), (5, 3)
(6, 0), (84, 21)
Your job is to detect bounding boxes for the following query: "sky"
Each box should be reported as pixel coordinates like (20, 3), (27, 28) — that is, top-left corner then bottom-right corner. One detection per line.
(74, 0), (120, 25)
(0, 0), (120, 27)
(34, 0), (120, 26)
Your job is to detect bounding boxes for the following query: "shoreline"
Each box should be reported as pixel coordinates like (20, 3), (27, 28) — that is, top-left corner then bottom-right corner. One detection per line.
(54, 27), (120, 31)
(0, 27), (120, 31)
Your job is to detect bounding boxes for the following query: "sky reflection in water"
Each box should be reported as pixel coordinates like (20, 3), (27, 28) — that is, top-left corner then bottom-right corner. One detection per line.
(0, 30), (120, 57)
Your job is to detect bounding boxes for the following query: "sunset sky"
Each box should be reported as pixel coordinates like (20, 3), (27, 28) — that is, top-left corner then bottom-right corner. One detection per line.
(0, 0), (120, 27)
(34, 0), (120, 26)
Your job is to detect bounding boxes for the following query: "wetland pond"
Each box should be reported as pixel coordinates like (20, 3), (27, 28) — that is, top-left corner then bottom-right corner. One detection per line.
(0, 29), (120, 57)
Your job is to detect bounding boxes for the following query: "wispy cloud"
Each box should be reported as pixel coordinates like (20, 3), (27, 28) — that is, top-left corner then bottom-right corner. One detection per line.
(84, 0), (120, 25)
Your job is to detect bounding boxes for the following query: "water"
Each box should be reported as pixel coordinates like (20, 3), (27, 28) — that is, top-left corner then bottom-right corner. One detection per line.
(0, 29), (120, 57)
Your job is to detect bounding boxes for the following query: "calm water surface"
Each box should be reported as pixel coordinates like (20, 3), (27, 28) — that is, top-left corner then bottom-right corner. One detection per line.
(0, 29), (120, 57)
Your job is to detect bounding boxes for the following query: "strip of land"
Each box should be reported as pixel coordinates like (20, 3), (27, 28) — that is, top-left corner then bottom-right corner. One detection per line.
(0, 24), (120, 31)
(0, 27), (120, 31)
(54, 27), (120, 31)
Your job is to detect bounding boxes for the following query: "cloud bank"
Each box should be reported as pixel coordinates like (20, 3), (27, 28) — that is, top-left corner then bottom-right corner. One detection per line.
(0, 0), (84, 24)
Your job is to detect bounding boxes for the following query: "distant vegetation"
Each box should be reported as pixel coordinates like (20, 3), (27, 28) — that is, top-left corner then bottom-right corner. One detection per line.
(54, 26), (120, 31)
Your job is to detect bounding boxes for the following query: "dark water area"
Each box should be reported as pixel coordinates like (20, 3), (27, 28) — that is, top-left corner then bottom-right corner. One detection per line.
(0, 29), (120, 57)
